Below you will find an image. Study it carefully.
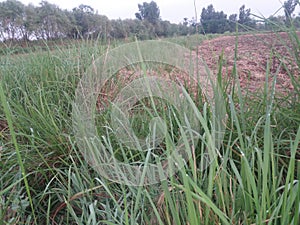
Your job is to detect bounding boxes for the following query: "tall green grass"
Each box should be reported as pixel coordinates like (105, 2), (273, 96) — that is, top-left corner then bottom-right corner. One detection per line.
(0, 27), (299, 224)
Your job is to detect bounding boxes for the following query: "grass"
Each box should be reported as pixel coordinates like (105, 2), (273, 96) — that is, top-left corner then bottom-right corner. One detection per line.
(0, 26), (299, 225)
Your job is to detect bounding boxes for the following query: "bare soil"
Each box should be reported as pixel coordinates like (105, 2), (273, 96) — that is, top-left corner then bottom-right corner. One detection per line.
(96, 32), (300, 111)
(197, 32), (300, 95)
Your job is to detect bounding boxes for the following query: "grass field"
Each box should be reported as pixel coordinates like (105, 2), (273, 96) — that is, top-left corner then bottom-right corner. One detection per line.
(0, 27), (299, 225)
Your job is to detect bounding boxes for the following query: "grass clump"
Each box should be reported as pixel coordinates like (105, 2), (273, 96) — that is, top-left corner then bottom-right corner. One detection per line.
(0, 27), (299, 225)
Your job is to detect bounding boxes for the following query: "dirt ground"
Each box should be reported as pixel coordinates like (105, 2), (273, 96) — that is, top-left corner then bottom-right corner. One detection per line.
(197, 32), (300, 95)
(96, 32), (300, 111)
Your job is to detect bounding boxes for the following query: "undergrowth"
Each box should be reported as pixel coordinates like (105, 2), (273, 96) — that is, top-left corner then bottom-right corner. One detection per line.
(0, 24), (299, 225)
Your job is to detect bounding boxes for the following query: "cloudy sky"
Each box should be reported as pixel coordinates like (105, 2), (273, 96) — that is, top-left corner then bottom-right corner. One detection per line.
(4, 0), (297, 23)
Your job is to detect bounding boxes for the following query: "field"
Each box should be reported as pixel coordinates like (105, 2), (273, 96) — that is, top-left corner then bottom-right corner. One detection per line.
(0, 29), (300, 225)
(199, 32), (300, 94)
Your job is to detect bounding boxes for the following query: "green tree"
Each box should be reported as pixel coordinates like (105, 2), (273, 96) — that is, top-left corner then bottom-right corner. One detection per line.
(23, 3), (39, 40)
(36, 1), (71, 39)
(93, 14), (110, 40)
(135, 1), (160, 25)
(71, 4), (102, 38)
(178, 18), (198, 35)
(294, 14), (300, 28)
(265, 15), (285, 30)
(200, 4), (229, 33)
(155, 20), (172, 37)
(132, 19), (153, 40)
(110, 19), (128, 39)
(0, 0), (25, 40)
(283, 0), (299, 26)
(238, 5), (256, 30)
(228, 14), (237, 32)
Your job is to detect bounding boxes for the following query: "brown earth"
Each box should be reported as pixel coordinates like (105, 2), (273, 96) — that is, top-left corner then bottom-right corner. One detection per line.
(97, 32), (300, 111)
(0, 119), (8, 133)
(197, 32), (300, 95)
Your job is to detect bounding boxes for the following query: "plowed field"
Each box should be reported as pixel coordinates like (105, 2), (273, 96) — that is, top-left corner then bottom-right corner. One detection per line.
(198, 32), (300, 95)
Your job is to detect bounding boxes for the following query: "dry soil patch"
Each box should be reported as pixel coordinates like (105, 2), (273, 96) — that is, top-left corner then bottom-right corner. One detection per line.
(198, 32), (300, 95)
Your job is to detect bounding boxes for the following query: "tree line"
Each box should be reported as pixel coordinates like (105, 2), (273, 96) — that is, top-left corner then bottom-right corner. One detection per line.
(0, 0), (198, 41)
(200, 0), (300, 33)
(0, 0), (299, 42)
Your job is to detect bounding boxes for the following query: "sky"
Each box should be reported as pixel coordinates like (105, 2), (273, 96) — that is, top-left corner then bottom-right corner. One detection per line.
(3, 0), (297, 23)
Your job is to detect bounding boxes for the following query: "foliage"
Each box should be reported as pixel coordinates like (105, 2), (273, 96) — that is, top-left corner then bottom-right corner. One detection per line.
(2, 0), (298, 44)
(238, 5), (256, 30)
(200, 4), (230, 34)
(135, 1), (160, 25)
(71, 4), (109, 39)
(265, 16), (286, 31)
(283, 0), (299, 26)
(0, 0), (25, 40)
(200, 4), (256, 34)
(2, 9), (300, 225)
(36, 1), (71, 40)
(0, 1), (300, 225)
(228, 14), (238, 32)
(0, 0), (198, 42)
(0, 27), (299, 224)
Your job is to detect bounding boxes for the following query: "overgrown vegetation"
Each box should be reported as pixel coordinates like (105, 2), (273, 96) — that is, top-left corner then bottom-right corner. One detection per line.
(1, 0), (300, 44)
(0, 1), (300, 225)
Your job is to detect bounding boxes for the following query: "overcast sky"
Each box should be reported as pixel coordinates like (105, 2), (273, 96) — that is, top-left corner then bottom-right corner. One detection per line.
(4, 0), (297, 23)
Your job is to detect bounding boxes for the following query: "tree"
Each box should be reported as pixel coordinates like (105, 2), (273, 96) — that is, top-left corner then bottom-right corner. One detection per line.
(294, 14), (300, 28)
(23, 3), (39, 40)
(155, 20), (173, 37)
(135, 1), (160, 24)
(183, 17), (189, 26)
(229, 14), (237, 22)
(110, 19), (128, 39)
(238, 5), (256, 30)
(283, 0), (299, 26)
(0, 0), (25, 40)
(71, 4), (97, 38)
(93, 14), (110, 40)
(36, 1), (71, 40)
(228, 14), (237, 31)
(200, 4), (229, 33)
(265, 15), (285, 30)
(179, 17), (198, 35)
